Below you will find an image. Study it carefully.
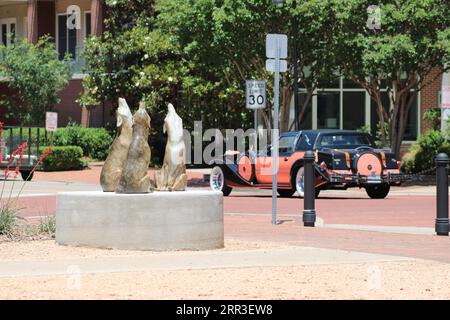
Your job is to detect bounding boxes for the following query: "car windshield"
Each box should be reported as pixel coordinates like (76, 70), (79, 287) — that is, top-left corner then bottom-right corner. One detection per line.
(318, 134), (374, 149)
(278, 135), (296, 152)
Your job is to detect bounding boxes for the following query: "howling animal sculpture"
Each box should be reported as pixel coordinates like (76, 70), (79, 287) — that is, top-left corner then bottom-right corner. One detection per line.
(100, 98), (133, 192)
(116, 102), (152, 194)
(155, 103), (187, 191)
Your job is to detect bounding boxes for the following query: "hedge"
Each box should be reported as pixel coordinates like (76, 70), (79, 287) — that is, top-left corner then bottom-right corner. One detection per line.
(401, 130), (450, 174)
(53, 124), (113, 160)
(2, 124), (114, 161)
(38, 146), (87, 171)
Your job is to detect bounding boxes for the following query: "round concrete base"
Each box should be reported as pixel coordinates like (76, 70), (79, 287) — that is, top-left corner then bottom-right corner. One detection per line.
(56, 190), (224, 251)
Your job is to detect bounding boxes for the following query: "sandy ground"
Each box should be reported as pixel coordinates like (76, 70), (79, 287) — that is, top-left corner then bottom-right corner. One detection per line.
(0, 239), (283, 261)
(1, 261), (450, 300)
(1, 239), (450, 299)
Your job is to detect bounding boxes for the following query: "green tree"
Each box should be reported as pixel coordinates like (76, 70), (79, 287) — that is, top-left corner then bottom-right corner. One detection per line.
(81, 0), (340, 139)
(335, 0), (450, 157)
(156, 0), (339, 133)
(0, 37), (72, 125)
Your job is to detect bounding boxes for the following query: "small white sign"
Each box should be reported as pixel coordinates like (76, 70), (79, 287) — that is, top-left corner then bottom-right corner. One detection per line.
(246, 80), (266, 110)
(265, 59), (287, 73)
(266, 34), (288, 59)
(45, 112), (58, 132)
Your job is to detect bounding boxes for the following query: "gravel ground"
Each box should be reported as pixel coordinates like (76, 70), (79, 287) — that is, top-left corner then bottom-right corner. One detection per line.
(0, 239), (283, 261)
(1, 261), (450, 300)
(1, 240), (450, 299)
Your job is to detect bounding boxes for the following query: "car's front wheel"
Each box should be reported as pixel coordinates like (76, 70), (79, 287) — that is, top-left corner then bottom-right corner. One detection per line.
(278, 189), (295, 198)
(294, 166), (320, 198)
(210, 166), (232, 196)
(365, 184), (390, 199)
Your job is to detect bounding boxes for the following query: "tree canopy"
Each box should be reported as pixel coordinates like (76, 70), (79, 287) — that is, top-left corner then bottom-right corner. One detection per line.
(80, 0), (450, 158)
(0, 37), (72, 126)
(334, 0), (450, 156)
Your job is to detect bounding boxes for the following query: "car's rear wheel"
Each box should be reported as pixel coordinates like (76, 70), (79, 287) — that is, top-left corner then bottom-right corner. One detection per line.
(210, 166), (232, 196)
(294, 166), (320, 198)
(365, 184), (390, 199)
(278, 189), (295, 198)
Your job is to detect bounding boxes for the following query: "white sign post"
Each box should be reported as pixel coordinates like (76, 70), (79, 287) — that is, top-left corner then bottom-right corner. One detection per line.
(246, 80), (266, 153)
(266, 34), (288, 225)
(45, 112), (58, 132)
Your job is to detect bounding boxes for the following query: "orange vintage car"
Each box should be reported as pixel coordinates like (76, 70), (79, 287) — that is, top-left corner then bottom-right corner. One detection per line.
(209, 130), (402, 199)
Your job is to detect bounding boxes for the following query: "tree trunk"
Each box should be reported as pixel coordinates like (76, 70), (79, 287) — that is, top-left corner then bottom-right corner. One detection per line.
(391, 91), (417, 159)
(373, 92), (388, 146)
(280, 86), (293, 132)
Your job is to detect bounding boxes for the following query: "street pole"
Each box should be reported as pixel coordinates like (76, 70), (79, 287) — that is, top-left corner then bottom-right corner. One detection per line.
(292, 0), (299, 131)
(272, 39), (280, 225)
(435, 153), (449, 236)
(302, 150), (316, 227)
(254, 109), (258, 152)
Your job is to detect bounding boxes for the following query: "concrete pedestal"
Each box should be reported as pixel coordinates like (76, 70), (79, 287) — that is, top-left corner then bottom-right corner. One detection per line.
(56, 190), (224, 251)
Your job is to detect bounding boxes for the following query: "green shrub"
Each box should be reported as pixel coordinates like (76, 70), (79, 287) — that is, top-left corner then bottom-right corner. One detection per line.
(0, 205), (17, 236)
(78, 129), (113, 160)
(401, 130), (450, 174)
(39, 146), (87, 171)
(53, 123), (113, 160)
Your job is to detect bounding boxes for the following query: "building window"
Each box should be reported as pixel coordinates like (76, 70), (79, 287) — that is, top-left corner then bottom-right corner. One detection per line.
(290, 76), (419, 141)
(0, 19), (16, 46)
(57, 14), (77, 60)
(298, 93), (312, 130)
(370, 92), (418, 140)
(317, 91), (340, 129)
(85, 12), (91, 37)
(343, 91), (365, 130)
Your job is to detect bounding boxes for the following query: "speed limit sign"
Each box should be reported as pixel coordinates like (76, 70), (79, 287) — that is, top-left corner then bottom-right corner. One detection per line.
(246, 80), (266, 110)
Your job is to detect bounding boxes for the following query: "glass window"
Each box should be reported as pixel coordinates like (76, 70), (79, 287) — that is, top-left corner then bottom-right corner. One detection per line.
(278, 135), (296, 153)
(58, 15), (77, 60)
(298, 93), (312, 130)
(370, 92), (418, 141)
(318, 134), (374, 149)
(317, 92), (340, 129)
(343, 92), (365, 130)
(85, 13), (91, 36)
(404, 95), (418, 140)
(10, 23), (15, 43)
(296, 133), (314, 151)
(1, 24), (6, 46)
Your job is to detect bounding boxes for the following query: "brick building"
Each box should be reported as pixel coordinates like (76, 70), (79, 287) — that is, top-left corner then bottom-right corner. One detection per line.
(0, 0), (114, 127)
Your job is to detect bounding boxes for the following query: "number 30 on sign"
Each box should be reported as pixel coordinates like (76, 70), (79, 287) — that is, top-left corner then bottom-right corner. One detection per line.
(246, 80), (266, 110)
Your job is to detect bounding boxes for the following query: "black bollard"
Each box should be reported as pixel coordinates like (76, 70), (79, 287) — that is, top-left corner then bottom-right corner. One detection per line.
(302, 150), (316, 227)
(435, 153), (449, 236)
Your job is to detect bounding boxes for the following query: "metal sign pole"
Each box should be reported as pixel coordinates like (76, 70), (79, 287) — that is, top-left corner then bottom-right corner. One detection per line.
(272, 39), (280, 225)
(254, 109), (258, 152)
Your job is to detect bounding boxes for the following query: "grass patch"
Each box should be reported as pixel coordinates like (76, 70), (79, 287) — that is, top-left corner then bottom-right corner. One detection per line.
(38, 216), (56, 237)
(0, 204), (17, 237)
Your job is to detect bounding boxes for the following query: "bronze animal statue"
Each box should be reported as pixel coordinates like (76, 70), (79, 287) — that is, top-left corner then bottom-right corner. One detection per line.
(155, 103), (187, 191)
(100, 98), (133, 192)
(116, 101), (152, 194)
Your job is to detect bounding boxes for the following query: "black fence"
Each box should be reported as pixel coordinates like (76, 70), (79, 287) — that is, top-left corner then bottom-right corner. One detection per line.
(0, 126), (51, 169)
